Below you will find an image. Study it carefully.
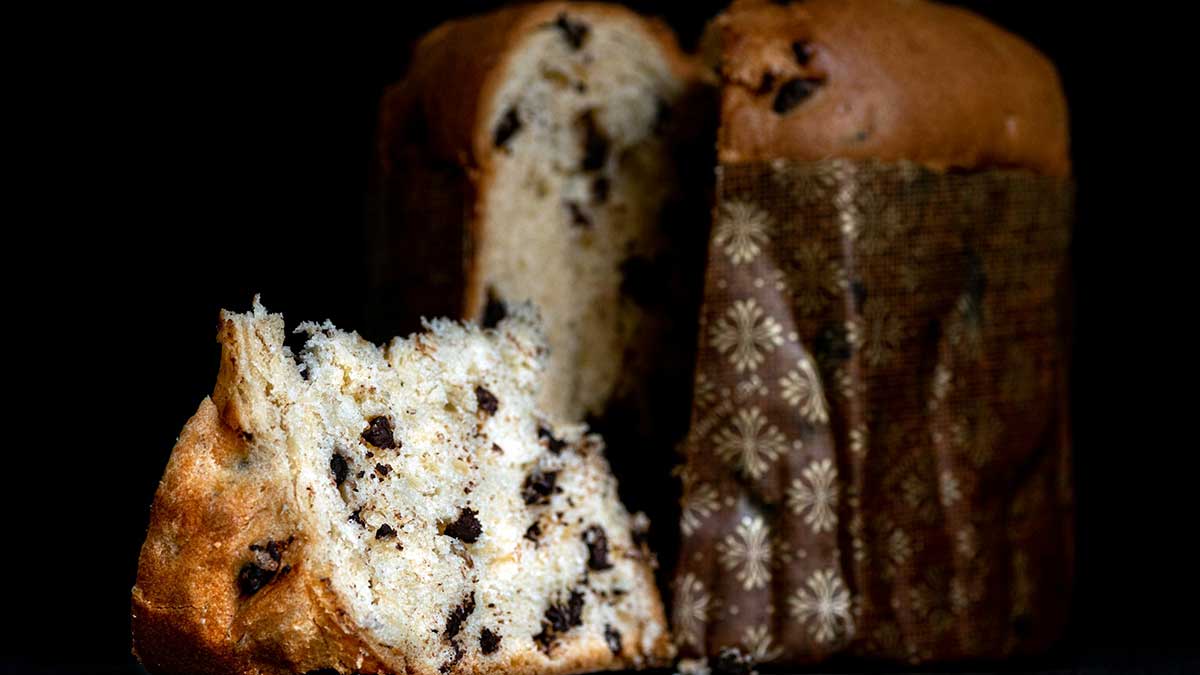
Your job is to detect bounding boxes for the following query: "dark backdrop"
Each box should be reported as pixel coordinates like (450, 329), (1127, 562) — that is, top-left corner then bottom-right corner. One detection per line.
(12, 2), (1192, 673)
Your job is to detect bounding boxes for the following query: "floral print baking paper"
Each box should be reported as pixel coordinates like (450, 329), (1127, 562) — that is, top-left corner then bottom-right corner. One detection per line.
(674, 159), (1074, 664)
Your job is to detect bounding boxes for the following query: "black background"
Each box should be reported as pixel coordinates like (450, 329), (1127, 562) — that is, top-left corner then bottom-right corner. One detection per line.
(10, 1), (1194, 673)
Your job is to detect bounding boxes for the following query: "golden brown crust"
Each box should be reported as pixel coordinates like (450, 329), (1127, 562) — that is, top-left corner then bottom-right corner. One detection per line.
(131, 398), (392, 674)
(716, 0), (1070, 175)
(375, 2), (705, 318)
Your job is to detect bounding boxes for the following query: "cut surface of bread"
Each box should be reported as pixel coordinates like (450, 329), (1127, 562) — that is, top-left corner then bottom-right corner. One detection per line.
(131, 300), (671, 675)
(472, 6), (685, 421)
(374, 2), (711, 424)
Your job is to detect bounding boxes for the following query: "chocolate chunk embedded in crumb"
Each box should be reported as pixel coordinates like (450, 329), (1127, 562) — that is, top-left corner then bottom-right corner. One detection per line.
(328, 451), (348, 482)
(591, 176), (610, 204)
(553, 13), (589, 49)
(582, 525), (613, 571)
(443, 507), (482, 543)
(474, 386), (499, 415)
(479, 627), (502, 655)
(579, 111), (609, 171)
(375, 523), (396, 539)
(375, 463), (392, 477)
(362, 416), (398, 449)
(544, 591), (586, 633)
(604, 624), (622, 655)
(522, 470), (558, 505)
(444, 592), (477, 639)
(237, 562), (276, 596)
(773, 77), (824, 114)
(566, 201), (591, 228)
(481, 288), (507, 328)
(538, 426), (568, 454)
(493, 107), (522, 149)
(524, 521), (542, 544)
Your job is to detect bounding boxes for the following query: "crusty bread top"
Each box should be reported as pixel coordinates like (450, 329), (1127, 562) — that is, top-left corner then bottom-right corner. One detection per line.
(377, 2), (699, 176)
(715, 0), (1070, 174)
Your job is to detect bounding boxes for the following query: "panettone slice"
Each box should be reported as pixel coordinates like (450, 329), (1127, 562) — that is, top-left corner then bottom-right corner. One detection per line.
(131, 299), (671, 674)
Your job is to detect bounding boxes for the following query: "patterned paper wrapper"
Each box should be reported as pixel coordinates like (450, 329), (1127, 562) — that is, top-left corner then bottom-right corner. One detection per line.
(672, 159), (1074, 665)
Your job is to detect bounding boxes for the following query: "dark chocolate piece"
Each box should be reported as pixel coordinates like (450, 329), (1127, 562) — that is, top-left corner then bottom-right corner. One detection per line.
(773, 77), (823, 114)
(444, 591), (477, 639)
(362, 416), (398, 449)
(475, 386), (499, 415)
(537, 426), (568, 454)
(582, 525), (613, 571)
(604, 624), (622, 655)
(522, 470), (558, 505)
(480, 628), (502, 655)
(554, 13), (589, 49)
(493, 108), (522, 149)
(444, 507), (482, 543)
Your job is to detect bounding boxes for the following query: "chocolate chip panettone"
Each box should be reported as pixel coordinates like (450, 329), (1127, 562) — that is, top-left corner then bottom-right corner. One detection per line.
(131, 299), (671, 674)
(370, 0), (713, 431)
(674, 0), (1074, 667)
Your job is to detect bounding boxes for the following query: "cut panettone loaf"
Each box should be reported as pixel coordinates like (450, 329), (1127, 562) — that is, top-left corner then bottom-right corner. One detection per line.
(369, 1), (716, 588)
(370, 1), (713, 426)
(131, 300), (672, 675)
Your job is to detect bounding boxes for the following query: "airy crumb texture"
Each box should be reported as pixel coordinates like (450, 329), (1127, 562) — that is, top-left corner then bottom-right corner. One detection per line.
(131, 299), (672, 675)
(475, 7), (685, 421)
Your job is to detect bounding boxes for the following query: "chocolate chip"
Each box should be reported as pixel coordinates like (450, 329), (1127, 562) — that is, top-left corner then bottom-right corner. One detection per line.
(491, 443), (504, 454)
(480, 627), (502, 655)
(792, 40), (813, 65)
(375, 523), (396, 539)
(493, 107), (522, 149)
(604, 624), (622, 655)
(582, 525), (613, 571)
(773, 77), (823, 114)
(236, 562), (276, 596)
(554, 13), (589, 49)
(579, 112), (608, 171)
(445, 591), (476, 639)
(566, 201), (591, 228)
(439, 640), (464, 674)
(522, 470), (558, 505)
(375, 463), (391, 477)
(567, 591), (585, 626)
(755, 72), (775, 95)
(591, 176), (610, 204)
(475, 386), (499, 415)
(524, 521), (542, 543)
(537, 426), (568, 454)
(349, 508), (365, 526)
(712, 647), (755, 675)
(533, 625), (554, 653)
(480, 288), (508, 328)
(544, 591), (584, 632)
(362, 416), (398, 449)
(443, 507), (482, 543)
